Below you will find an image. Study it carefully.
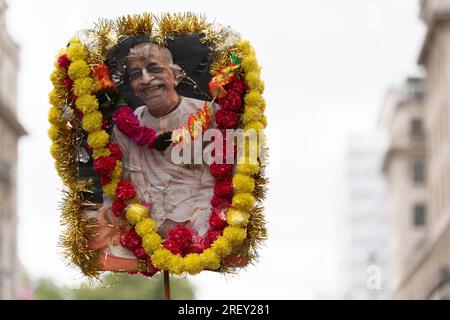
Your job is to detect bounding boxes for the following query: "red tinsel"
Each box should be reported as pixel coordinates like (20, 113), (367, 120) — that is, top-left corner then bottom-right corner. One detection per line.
(116, 179), (137, 201)
(93, 155), (117, 176)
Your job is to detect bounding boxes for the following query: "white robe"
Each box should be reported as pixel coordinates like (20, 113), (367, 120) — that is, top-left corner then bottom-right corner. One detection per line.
(110, 96), (217, 237)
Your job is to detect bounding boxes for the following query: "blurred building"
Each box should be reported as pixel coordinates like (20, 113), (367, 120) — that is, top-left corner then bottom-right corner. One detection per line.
(380, 77), (428, 298)
(0, 0), (25, 299)
(339, 133), (389, 299)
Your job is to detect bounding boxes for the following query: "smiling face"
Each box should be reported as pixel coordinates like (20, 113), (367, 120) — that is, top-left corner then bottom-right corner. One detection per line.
(126, 42), (181, 117)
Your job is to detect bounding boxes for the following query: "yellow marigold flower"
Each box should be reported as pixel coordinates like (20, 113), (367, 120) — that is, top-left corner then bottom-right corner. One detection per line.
(167, 255), (184, 275)
(183, 254), (203, 275)
(66, 42), (87, 61)
(232, 174), (255, 194)
(48, 90), (64, 108)
(81, 111), (102, 133)
(244, 90), (263, 108)
(152, 248), (173, 269)
(236, 156), (260, 176)
(125, 203), (148, 225)
(68, 60), (90, 80)
(143, 233), (162, 254)
(110, 161), (123, 179)
(260, 115), (268, 127)
(92, 148), (111, 159)
(242, 106), (263, 125)
(50, 67), (67, 87)
(75, 94), (99, 114)
(211, 237), (232, 257)
(48, 125), (60, 141)
(103, 179), (118, 198)
(232, 193), (255, 212)
(244, 121), (264, 133)
(260, 99), (266, 112)
(48, 105), (63, 126)
(223, 226), (247, 246)
(69, 37), (81, 45)
(87, 130), (109, 149)
(245, 71), (263, 91)
(200, 249), (221, 270)
(135, 218), (157, 237)
(73, 77), (95, 96)
(226, 209), (250, 227)
(241, 55), (259, 73)
(237, 40), (254, 57)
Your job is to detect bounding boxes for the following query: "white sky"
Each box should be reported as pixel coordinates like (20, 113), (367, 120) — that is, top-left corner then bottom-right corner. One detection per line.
(5, 0), (425, 299)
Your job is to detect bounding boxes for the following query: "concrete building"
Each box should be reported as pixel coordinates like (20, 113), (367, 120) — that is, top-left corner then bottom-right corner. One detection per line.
(339, 133), (389, 299)
(380, 77), (429, 298)
(382, 0), (450, 299)
(0, 0), (25, 299)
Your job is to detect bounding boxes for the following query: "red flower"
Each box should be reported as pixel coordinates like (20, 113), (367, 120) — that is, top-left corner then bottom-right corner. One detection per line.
(112, 199), (126, 217)
(133, 246), (147, 260)
(218, 90), (242, 112)
(229, 77), (245, 95)
(210, 195), (231, 209)
(215, 109), (239, 129)
(100, 176), (112, 186)
(166, 225), (194, 255)
(135, 126), (157, 148)
(210, 163), (233, 180)
(209, 208), (228, 230)
(93, 155), (117, 176)
(211, 195), (231, 209)
(116, 180), (137, 201)
(62, 77), (73, 90)
(57, 54), (71, 70)
(163, 240), (182, 255)
(120, 229), (141, 250)
(112, 107), (141, 137)
(143, 256), (160, 277)
(108, 143), (122, 160)
(189, 235), (208, 254)
(205, 229), (223, 246)
(214, 178), (233, 198)
(71, 93), (78, 103)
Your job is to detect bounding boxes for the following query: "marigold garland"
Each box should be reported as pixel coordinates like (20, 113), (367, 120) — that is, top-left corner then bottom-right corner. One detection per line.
(48, 13), (268, 278)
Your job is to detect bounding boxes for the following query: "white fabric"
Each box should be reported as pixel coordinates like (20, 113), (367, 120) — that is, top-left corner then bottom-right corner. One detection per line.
(111, 96), (217, 237)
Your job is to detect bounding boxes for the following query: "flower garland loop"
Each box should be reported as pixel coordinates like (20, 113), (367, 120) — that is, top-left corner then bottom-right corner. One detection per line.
(48, 13), (267, 277)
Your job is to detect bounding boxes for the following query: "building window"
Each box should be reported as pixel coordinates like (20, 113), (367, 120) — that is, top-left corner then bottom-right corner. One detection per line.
(411, 118), (424, 139)
(413, 203), (427, 227)
(412, 160), (425, 184)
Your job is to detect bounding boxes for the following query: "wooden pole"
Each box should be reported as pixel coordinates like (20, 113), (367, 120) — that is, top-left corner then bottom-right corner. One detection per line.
(163, 270), (171, 300)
